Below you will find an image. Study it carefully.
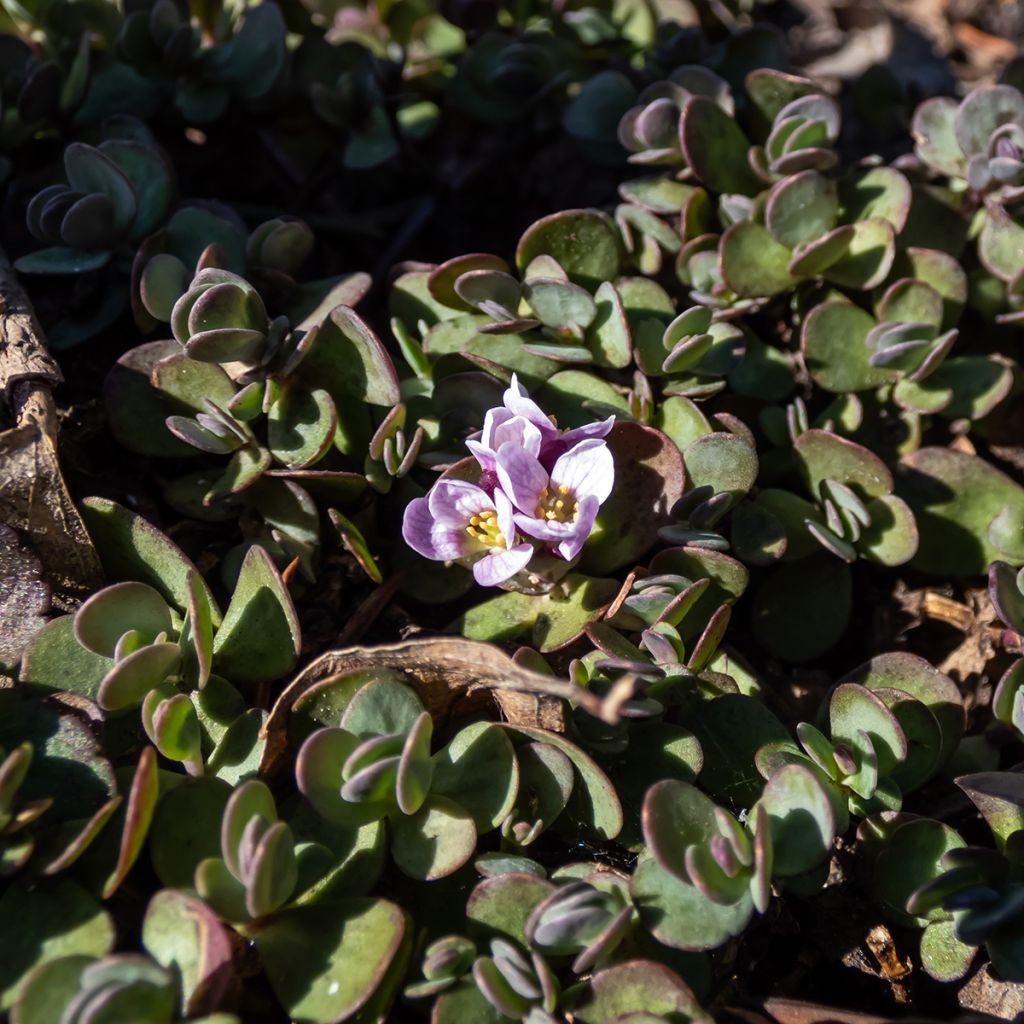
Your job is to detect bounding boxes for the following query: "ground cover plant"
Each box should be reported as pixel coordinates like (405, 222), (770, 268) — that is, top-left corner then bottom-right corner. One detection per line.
(2, 0), (1024, 1019)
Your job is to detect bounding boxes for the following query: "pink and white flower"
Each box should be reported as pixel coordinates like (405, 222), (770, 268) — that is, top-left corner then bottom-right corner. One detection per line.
(402, 478), (535, 586)
(495, 437), (615, 562)
(401, 377), (616, 587)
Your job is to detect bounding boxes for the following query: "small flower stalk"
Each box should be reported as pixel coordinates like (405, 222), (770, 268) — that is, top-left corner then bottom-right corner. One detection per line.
(402, 376), (615, 591)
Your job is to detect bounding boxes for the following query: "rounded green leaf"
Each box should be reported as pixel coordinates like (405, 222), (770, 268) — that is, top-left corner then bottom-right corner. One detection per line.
(757, 764), (834, 877)
(752, 556), (852, 662)
(823, 218), (896, 290)
(679, 96), (759, 196)
(515, 209), (621, 290)
(255, 898), (406, 1023)
(765, 170), (837, 249)
(0, 879), (114, 1009)
(431, 722), (519, 831)
(897, 447), (1024, 576)
(390, 794), (476, 880)
(802, 301), (891, 393)
(641, 779), (718, 879)
(267, 386), (336, 469)
(720, 221), (796, 298)
(572, 959), (709, 1023)
(466, 872), (555, 946)
(631, 856), (753, 952)
(72, 582), (171, 658)
(150, 777), (232, 889)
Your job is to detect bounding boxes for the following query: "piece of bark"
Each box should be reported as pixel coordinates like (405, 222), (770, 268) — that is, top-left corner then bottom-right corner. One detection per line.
(259, 637), (631, 776)
(0, 246), (101, 606)
(0, 524), (50, 668)
(0, 249), (62, 404)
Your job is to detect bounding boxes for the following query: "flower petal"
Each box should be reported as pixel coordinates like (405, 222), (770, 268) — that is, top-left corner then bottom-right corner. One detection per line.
(465, 439), (496, 473)
(428, 478), (494, 526)
(558, 416), (616, 448)
(496, 441), (549, 514)
(503, 376), (557, 438)
(480, 407), (514, 450)
(550, 438), (615, 505)
(402, 497), (439, 559)
(557, 496), (600, 560)
(473, 544), (534, 586)
(431, 524), (470, 561)
(494, 487), (516, 544)
(492, 415), (543, 456)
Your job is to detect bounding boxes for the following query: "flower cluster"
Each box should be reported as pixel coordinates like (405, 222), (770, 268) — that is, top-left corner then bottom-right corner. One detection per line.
(402, 377), (615, 587)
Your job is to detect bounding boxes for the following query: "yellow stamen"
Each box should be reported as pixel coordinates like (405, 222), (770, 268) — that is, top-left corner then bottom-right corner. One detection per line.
(534, 483), (579, 524)
(465, 507), (506, 549)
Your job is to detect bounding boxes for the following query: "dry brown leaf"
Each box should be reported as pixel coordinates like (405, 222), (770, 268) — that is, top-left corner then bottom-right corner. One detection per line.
(259, 636), (628, 776)
(0, 247), (101, 606)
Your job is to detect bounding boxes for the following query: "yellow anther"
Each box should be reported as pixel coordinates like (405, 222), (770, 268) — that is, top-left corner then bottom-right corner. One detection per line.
(558, 484), (569, 495)
(470, 516), (480, 526)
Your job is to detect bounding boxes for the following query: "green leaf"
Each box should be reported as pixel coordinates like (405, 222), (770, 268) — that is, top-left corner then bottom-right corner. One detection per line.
(752, 556), (852, 662)
(802, 301), (891, 393)
(0, 879), (114, 1008)
(453, 575), (619, 653)
(466, 872), (555, 946)
(142, 889), (235, 1017)
(80, 498), (221, 625)
(582, 422), (686, 575)
(212, 546), (300, 686)
(431, 722), (519, 830)
(20, 616), (113, 700)
(268, 386), (336, 469)
(680, 96), (759, 195)
(390, 794), (477, 880)
(298, 306), (399, 407)
(689, 695), (793, 808)
(505, 726), (623, 841)
(515, 209), (621, 290)
(897, 447), (1024, 576)
(631, 856), (753, 952)
(757, 764), (834, 876)
(571, 959), (710, 1023)
(149, 777), (232, 889)
(255, 899), (407, 1023)
(720, 221), (796, 298)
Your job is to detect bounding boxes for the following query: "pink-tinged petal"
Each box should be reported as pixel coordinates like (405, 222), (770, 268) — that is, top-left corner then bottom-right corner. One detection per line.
(465, 439), (496, 472)
(494, 488), (516, 543)
(473, 544), (534, 586)
(513, 512), (585, 543)
(496, 441), (549, 514)
(503, 376), (557, 438)
(402, 497), (439, 559)
(480, 407), (515, 450)
(492, 415), (543, 456)
(556, 496), (599, 560)
(558, 416), (616, 447)
(430, 523), (470, 561)
(513, 495), (600, 560)
(550, 438), (614, 505)
(428, 478), (493, 526)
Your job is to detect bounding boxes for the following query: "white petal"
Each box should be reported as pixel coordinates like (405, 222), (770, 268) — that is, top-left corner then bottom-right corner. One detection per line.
(428, 478), (493, 526)
(495, 441), (549, 514)
(550, 438), (614, 505)
(472, 544), (534, 586)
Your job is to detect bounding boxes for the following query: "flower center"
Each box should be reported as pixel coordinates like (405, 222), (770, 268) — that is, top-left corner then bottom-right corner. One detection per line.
(534, 484), (579, 524)
(466, 509), (506, 548)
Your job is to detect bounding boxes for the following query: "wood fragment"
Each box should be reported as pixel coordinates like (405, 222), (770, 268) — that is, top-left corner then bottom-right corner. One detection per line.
(0, 246), (101, 606)
(259, 637), (628, 776)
